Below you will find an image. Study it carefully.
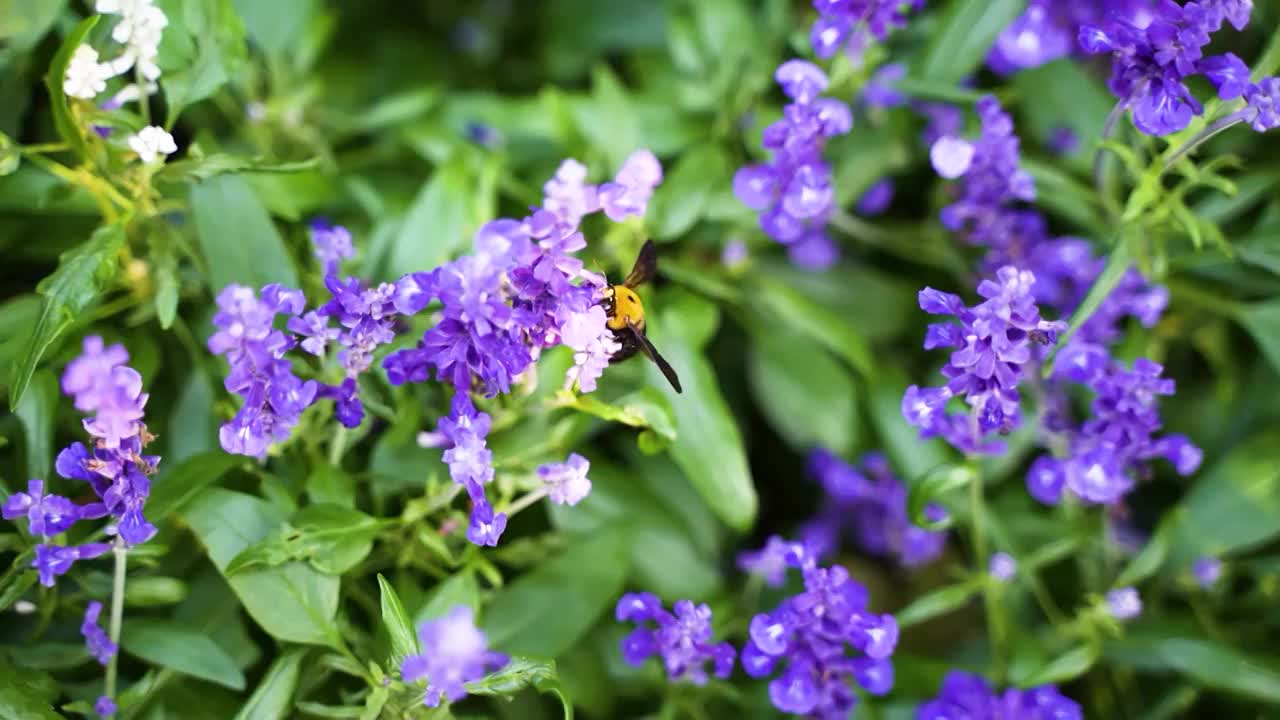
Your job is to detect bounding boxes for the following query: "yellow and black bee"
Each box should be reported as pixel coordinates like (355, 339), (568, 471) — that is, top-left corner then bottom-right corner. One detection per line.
(601, 240), (683, 394)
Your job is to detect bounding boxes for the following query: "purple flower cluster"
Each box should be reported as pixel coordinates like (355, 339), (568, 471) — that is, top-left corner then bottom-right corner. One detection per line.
(801, 450), (946, 568)
(437, 394), (505, 546)
(401, 606), (508, 707)
(3, 337), (161, 587)
(987, 0), (1156, 74)
(309, 219), (354, 275)
(917, 670), (1082, 720)
(810, 0), (926, 60)
(616, 593), (735, 685)
(1079, 0), (1254, 135)
(82, 601), (117, 665)
(903, 267), (1067, 454)
(734, 61), (851, 269)
(537, 452), (592, 506)
(1028, 352), (1201, 506)
(742, 551), (898, 717)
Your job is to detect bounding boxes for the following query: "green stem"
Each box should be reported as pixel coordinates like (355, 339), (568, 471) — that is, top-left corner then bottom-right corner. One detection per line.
(1163, 112), (1245, 172)
(969, 460), (1007, 683)
(105, 537), (128, 700)
(504, 487), (549, 519)
(328, 425), (350, 466)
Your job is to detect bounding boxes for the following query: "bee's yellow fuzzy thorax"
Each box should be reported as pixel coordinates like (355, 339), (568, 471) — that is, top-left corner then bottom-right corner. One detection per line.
(606, 286), (645, 331)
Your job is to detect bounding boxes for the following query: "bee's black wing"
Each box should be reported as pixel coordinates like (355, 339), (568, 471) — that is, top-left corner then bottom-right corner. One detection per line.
(627, 320), (682, 394)
(623, 239), (658, 289)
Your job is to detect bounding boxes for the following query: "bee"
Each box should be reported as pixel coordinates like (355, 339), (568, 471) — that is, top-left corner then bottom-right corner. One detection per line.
(601, 240), (683, 394)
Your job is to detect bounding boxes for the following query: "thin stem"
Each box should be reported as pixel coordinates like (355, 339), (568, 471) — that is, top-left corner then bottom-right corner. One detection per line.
(504, 487), (549, 519)
(1093, 101), (1128, 198)
(1163, 112), (1246, 172)
(105, 537), (128, 700)
(328, 425), (350, 466)
(19, 142), (70, 154)
(968, 460), (1007, 683)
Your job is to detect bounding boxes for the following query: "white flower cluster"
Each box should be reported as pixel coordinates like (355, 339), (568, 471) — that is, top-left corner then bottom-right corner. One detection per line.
(63, 0), (169, 104)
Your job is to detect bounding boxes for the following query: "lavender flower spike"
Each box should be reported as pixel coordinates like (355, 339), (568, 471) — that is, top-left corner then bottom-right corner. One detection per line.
(918, 670), (1082, 720)
(401, 606), (508, 707)
(616, 593), (735, 685)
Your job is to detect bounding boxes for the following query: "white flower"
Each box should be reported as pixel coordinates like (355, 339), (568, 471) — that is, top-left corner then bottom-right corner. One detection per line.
(64, 45), (110, 100)
(96, 0), (155, 14)
(930, 136), (976, 179)
(127, 126), (177, 164)
(560, 304), (621, 394)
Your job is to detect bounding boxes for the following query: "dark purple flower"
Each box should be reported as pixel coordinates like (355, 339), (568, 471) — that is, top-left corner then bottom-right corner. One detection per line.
(401, 606), (508, 707)
(1048, 126), (1080, 154)
(988, 2), (1076, 74)
(1243, 77), (1280, 131)
(806, 450), (946, 567)
(742, 554), (897, 717)
(32, 543), (110, 588)
(810, 0), (925, 59)
(738, 536), (806, 587)
(1029, 354), (1201, 506)
(918, 670), (1082, 720)
(318, 379), (364, 429)
(904, 267), (1066, 454)
(2, 480), (80, 537)
(1200, 52), (1251, 99)
(616, 593), (735, 685)
(82, 601), (117, 665)
(856, 178), (894, 215)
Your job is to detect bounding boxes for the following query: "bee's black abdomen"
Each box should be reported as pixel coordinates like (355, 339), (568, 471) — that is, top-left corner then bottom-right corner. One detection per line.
(610, 328), (641, 362)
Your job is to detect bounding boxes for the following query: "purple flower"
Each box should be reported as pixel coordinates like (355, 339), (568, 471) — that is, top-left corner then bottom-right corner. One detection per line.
(904, 267), (1066, 454)
(2, 480), (80, 537)
(82, 601), (117, 665)
(32, 543), (110, 588)
(738, 536), (805, 587)
(598, 150), (662, 222)
(989, 552), (1017, 581)
(1029, 355), (1201, 506)
(61, 336), (129, 413)
(538, 453), (592, 506)
(806, 450), (946, 567)
(94, 696), (116, 718)
(1048, 126), (1080, 154)
(466, 500), (507, 547)
(616, 593), (735, 685)
(318, 379), (364, 429)
(741, 554), (897, 716)
(734, 61), (850, 266)
(987, 2), (1076, 73)
(401, 606), (508, 707)
(309, 219), (354, 276)
(918, 670), (1082, 720)
(930, 136), (975, 179)
(856, 178), (894, 216)
(862, 63), (907, 108)
(1243, 77), (1280, 132)
(1106, 587), (1142, 621)
(543, 159), (599, 226)
(286, 311), (340, 356)
(810, 0), (925, 60)
(560, 304), (620, 393)
(1200, 52), (1251, 99)
(1193, 556), (1222, 588)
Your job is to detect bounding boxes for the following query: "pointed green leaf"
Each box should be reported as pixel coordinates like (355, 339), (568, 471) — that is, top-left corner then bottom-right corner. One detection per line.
(378, 574), (419, 667)
(190, 173), (298, 294)
(120, 619), (246, 690)
(911, 0), (1024, 86)
(233, 648), (307, 720)
(1012, 644), (1099, 688)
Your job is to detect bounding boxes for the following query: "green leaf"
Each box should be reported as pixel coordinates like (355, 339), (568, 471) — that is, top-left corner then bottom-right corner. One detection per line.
(150, 224), (180, 329)
(233, 648), (307, 720)
(124, 577), (189, 606)
(645, 293), (757, 531)
(183, 489), (340, 646)
(230, 0), (317, 54)
(467, 657), (574, 720)
(1238, 299), (1280, 377)
(390, 157), (476, 278)
(0, 661), (60, 720)
(1048, 230), (1134, 366)
(554, 388), (675, 445)
(1109, 634), (1280, 704)
(1167, 430), (1280, 567)
(168, 367), (217, 463)
(1114, 509), (1182, 587)
(580, 66), (640, 168)
(121, 619), (247, 690)
(6, 643), (89, 671)
(378, 574), (419, 667)
(649, 145), (731, 240)
(0, 131), (18, 176)
(1012, 644), (1099, 688)
(1012, 60), (1113, 168)
(911, 0), (1025, 86)
(483, 528), (630, 657)
(147, 451), (244, 520)
(895, 580), (982, 629)
(307, 462), (355, 508)
(226, 504), (382, 576)
(747, 273), (874, 376)
(747, 326), (857, 455)
(42, 16), (99, 160)
(415, 570), (480, 625)
(13, 370), (56, 480)
(0, 570), (35, 613)
(906, 464), (974, 530)
(190, 173), (299, 292)
(1022, 158), (1106, 235)
(9, 224), (125, 410)
(158, 154), (320, 184)
(0, 0), (66, 49)
(161, 0), (249, 123)
(548, 458), (721, 601)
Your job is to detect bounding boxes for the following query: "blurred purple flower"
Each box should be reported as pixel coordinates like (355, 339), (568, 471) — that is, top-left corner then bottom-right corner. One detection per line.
(616, 593), (735, 685)
(1193, 556), (1222, 588)
(856, 178), (895, 216)
(309, 218), (354, 276)
(1106, 587), (1142, 621)
(918, 670), (1082, 720)
(989, 552), (1017, 581)
(738, 535), (806, 587)
(401, 606), (508, 707)
(81, 601), (117, 665)
(810, 0), (925, 60)
(538, 453), (592, 506)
